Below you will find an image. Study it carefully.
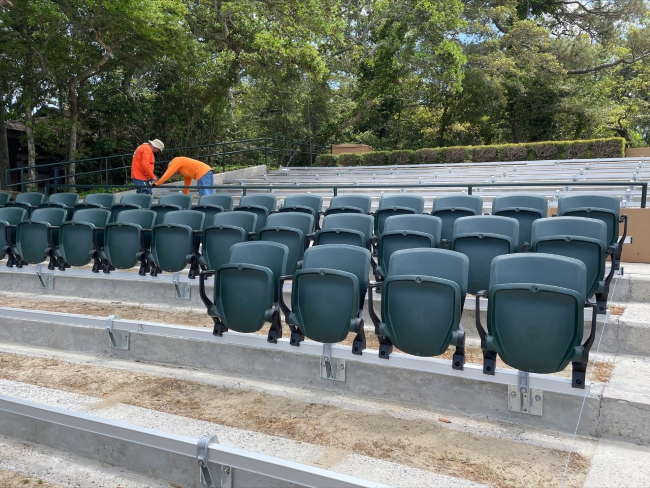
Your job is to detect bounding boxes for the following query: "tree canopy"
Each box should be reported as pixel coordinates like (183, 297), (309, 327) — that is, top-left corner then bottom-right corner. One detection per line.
(1, 0), (649, 174)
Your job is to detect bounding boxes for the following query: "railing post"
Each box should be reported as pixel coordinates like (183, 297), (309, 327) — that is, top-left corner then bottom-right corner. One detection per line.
(264, 138), (268, 167)
(222, 143), (226, 173)
(52, 167), (60, 194)
(333, 187), (338, 197)
(104, 157), (109, 192)
(642, 183), (647, 209)
(468, 185), (473, 195)
(19, 170), (24, 193)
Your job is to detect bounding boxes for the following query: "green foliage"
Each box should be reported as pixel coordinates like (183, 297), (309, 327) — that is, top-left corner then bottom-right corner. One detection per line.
(441, 146), (470, 164)
(338, 153), (364, 167)
(390, 150), (416, 166)
(361, 151), (390, 166)
(314, 154), (339, 167)
(415, 148), (440, 165)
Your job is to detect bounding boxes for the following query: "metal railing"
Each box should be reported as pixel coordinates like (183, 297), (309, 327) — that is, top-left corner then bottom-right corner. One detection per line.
(47, 181), (648, 208)
(5, 138), (328, 193)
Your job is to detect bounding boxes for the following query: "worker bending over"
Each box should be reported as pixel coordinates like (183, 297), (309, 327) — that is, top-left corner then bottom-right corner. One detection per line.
(153, 157), (214, 196)
(131, 139), (164, 194)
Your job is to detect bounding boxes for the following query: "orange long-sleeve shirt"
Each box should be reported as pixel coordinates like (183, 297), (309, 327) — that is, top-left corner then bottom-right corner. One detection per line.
(155, 157), (212, 194)
(131, 143), (156, 180)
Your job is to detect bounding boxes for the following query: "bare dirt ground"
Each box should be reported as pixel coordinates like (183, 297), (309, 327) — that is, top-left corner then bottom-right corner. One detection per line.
(0, 293), (615, 383)
(0, 470), (59, 488)
(0, 352), (590, 488)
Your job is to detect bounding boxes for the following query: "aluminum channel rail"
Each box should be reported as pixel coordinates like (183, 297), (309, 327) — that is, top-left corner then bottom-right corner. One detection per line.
(0, 395), (385, 488)
(0, 307), (587, 396)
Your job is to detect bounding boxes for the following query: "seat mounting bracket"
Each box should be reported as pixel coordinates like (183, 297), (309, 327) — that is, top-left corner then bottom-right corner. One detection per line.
(508, 371), (543, 416)
(198, 433), (232, 488)
(105, 315), (129, 350)
(321, 343), (345, 382)
(35, 264), (53, 289)
(172, 272), (191, 300)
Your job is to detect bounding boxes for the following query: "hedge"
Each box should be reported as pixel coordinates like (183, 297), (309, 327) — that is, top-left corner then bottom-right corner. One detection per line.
(312, 138), (625, 167)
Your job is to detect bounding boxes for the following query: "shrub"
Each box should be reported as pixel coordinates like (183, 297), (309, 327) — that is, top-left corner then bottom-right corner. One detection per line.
(471, 146), (498, 162)
(361, 151), (390, 166)
(415, 148), (439, 164)
(528, 142), (559, 160)
(390, 150), (416, 166)
(499, 144), (529, 162)
(314, 154), (339, 167)
(564, 141), (590, 159)
(338, 153), (364, 167)
(590, 138), (626, 158)
(441, 146), (469, 164)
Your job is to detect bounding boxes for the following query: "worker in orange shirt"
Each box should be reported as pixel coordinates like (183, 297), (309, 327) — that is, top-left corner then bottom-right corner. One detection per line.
(131, 139), (164, 194)
(152, 157), (214, 196)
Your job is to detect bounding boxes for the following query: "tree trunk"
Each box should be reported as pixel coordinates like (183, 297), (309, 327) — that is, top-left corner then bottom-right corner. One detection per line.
(67, 84), (78, 190)
(0, 97), (9, 190)
(24, 103), (37, 192)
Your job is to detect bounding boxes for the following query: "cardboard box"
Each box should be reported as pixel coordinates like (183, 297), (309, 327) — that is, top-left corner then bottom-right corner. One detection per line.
(332, 144), (373, 155)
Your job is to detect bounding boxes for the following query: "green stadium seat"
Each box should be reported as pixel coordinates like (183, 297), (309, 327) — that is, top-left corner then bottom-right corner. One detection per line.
(13, 207), (66, 268)
(234, 194), (277, 234)
(374, 194), (424, 236)
(325, 194), (372, 216)
(4, 192), (45, 218)
(55, 208), (110, 272)
(197, 194), (234, 210)
(452, 215), (519, 295)
(314, 214), (374, 250)
(74, 193), (116, 213)
(39, 193), (80, 221)
(260, 212), (314, 274)
(150, 193), (192, 225)
(199, 211), (258, 271)
(368, 248), (469, 367)
(148, 210), (205, 278)
(491, 194), (548, 252)
(278, 194), (323, 230)
(280, 244), (370, 354)
(0, 207), (27, 267)
(374, 214), (442, 280)
(192, 204), (225, 232)
(475, 253), (595, 388)
(532, 216), (611, 314)
(0, 192), (10, 207)
(100, 209), (156, 275)
(199, 241), (289, 342)
(431, 194), (483, 243)
(558, 194), (627, 270)
(110, 194), (153, 222)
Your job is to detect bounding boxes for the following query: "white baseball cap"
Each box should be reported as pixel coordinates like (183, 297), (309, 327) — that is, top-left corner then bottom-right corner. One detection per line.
(148, 139), (164, 151)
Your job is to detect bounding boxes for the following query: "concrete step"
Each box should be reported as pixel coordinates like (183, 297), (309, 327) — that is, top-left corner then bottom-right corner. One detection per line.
(583, 437), (650, 488)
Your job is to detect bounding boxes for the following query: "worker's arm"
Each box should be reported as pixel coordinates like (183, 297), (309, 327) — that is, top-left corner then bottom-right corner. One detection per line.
(183, 177), (192, 195)
(155, 160), (181, 186)
(144, 151), (157, 181)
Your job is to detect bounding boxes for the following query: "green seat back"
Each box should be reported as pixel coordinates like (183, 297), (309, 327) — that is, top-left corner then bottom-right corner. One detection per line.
(117, 209), (156, 229)
(315, 214), (373, 249)
(16, 208), (66, 264)
(202, 225), (246, 270)
(150, 204), (182, 225)
(234, 205), (269, 234)
(212, 242), (289, 333)
(532, 217), (607, 297)
(375, 195), (424, 235)
(214, 211), (257, 234)
(452, 215), (518, 295)
(158, 193), (193, 210)
(15, 192), (45, 206)
(49, 193), (79, 207)
(259, 212), (313, 274)
(58, 209), (110, 267)
(290, 245), (371, 344)
(0, 192), (10, 206)
(150, 223), (193, 272)
(163, 210), (205, 231)
(376, 215), (442, 276)
(199, 194), (234, 210)
(0, 207), (26, 254)
(280, 195), (323, 222)
(432, 195), (484, 242)
(239, 194), (277, 213)
(325, 195), (372, 215)
(192, 205), (225, 231)
(82, 193), (115, 208)
(108, 210), (155, 265)
(120, 194), (153, 208)
(381, 249), (469, 357)
(558, 194), (620, 247)
(486, 253), (586, 374)
(492, 194), (548, 252)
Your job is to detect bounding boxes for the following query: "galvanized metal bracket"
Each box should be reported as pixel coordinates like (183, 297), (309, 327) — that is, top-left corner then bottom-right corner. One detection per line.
(35, 264), (53, 290)
(198, 433), (232, 488)
(172, 272), (191, 300)
(508, 371), (543, 416)
(105, 315), (129, 350)
(320, 343), (345, 382)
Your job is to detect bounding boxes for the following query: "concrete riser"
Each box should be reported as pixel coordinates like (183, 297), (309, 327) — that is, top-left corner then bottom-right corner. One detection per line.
(0, 317), (609, 438)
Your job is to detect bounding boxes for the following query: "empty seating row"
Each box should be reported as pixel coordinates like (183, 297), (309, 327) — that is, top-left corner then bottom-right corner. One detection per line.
(198, 243), (596, 388)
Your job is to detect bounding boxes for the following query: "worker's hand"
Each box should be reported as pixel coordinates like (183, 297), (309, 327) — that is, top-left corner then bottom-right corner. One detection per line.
(152, 176), (159, 182)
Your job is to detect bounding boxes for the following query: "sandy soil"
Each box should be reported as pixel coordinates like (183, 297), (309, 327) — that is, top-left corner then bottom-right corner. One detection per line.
(0, 470), (59, 488)
(0, 293), (615, 383)
(0, 352), (590, 488)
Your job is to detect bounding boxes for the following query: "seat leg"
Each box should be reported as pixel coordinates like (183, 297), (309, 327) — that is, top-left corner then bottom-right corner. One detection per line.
(188, 257), (199, 280)
(150, 265), (161, 277)
(58, 258), (67, 272)
(289, 326), (304, 346)
(211, 317), (228, 337)
(452, 329), (466, 371)
(91, 255), (103, 273)
(572, 361), (587, 389)
(352, 330), (366, 356)
(378, 337), (393, 359)
(267, 310), (282, 344)
(483, 350), (497, 375)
